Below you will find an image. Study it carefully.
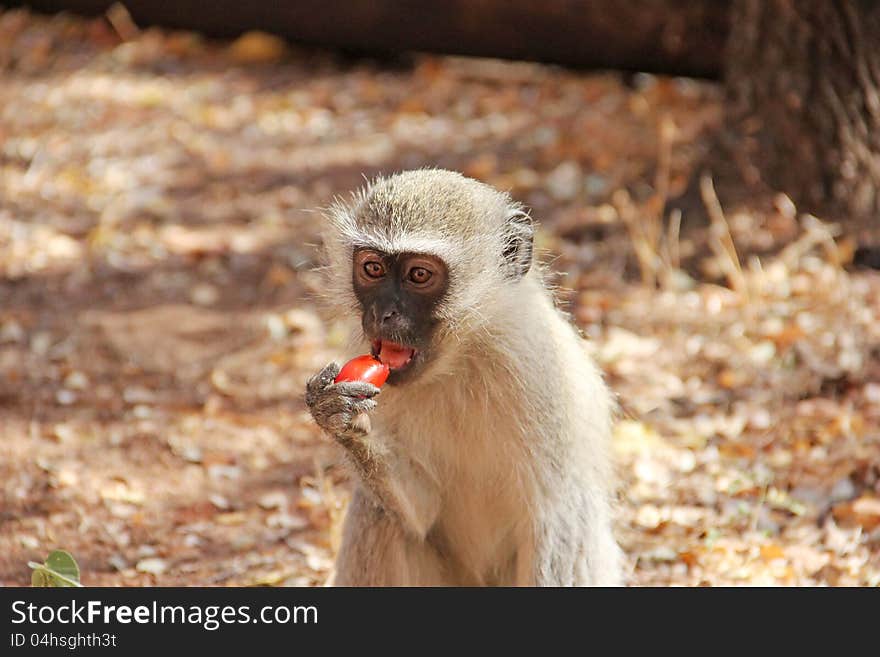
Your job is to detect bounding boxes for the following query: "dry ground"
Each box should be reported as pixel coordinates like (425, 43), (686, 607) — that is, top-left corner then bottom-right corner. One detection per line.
(1, 10), (878, 586)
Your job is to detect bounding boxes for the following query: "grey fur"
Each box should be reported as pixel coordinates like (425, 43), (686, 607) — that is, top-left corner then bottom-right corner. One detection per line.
(307, 169), (622, 586)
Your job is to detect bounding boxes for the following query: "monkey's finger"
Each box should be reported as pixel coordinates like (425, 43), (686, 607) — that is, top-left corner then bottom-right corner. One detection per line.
(310, 362), (341, 389)
(331, 381), (381, 399)
(322, 410), (370, 438)
(305, 362), (342, 405)
(323, 411), (354, 436)
(350, 396), (377, 415)
(320, 361), (342, 378)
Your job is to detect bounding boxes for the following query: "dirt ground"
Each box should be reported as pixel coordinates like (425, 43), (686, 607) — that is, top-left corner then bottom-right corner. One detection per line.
(1, 10), (878, 586)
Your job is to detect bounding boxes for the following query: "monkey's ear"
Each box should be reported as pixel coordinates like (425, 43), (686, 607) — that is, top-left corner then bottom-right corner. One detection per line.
(502, 208), (534, 279)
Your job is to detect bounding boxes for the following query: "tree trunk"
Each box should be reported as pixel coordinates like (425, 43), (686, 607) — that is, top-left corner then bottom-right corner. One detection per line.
(724, 0), (880, 223)
(15, 0), (730, 78)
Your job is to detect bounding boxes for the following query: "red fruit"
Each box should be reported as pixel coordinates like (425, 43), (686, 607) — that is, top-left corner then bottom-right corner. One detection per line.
(334, 354), (390, 388)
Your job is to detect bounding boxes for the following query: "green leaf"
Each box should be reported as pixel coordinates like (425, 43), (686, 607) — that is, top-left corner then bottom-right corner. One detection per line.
(28, 550), (82, 587)
(31, 568), (52, 587)
(45, 550), (80, 583)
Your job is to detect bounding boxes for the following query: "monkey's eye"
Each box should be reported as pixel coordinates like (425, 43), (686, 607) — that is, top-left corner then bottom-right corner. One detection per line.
(407, 266), (432, 285)
(363, 261), (386, 279)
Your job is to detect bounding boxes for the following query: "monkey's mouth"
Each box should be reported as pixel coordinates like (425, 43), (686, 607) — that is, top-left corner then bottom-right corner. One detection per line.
(371, 339), (417, 372)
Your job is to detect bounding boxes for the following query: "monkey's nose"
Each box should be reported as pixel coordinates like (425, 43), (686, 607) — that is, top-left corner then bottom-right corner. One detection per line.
(379, 308), (408, 334)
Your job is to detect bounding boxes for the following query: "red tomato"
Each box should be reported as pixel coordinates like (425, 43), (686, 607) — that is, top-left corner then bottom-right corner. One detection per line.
(334, 354), (390, 388)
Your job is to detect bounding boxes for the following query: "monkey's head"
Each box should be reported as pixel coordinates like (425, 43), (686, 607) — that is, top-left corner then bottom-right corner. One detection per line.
(322, 169), (534, 385)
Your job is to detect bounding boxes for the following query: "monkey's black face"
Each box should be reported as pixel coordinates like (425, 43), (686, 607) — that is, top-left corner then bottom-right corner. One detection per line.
(351, 248), (449, 385)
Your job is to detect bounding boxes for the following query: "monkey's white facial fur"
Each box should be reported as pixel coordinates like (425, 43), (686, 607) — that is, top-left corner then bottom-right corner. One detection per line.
(321, 169), (534, 385)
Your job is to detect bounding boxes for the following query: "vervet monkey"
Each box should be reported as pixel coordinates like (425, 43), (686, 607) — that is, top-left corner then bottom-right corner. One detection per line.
(305, 169), (621, 586)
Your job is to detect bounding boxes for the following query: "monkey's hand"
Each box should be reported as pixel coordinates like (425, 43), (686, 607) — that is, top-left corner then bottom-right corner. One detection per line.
(305, 362), (380, 440)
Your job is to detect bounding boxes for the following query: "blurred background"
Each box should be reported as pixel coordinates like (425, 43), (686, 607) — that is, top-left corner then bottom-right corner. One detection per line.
(0, 1), (878, 586)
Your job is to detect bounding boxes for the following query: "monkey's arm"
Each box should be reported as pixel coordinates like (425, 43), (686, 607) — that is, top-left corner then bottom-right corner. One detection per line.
(305, 363), (442, 540)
